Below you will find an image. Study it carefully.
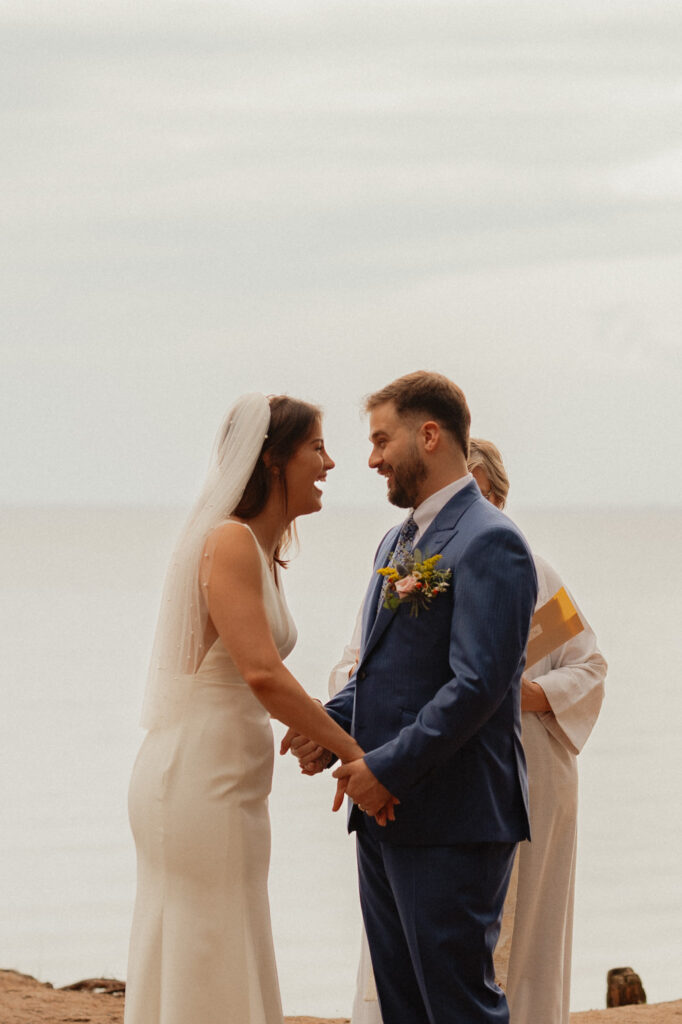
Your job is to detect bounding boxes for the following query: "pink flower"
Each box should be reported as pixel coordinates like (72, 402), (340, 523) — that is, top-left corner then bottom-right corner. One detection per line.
(395, 574), (419, 598)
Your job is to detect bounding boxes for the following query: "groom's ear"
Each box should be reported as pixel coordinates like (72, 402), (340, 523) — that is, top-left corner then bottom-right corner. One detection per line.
(420, 420), (441, 453)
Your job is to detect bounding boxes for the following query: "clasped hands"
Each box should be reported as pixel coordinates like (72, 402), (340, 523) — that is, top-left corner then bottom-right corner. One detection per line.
(280, 729), (399, 827)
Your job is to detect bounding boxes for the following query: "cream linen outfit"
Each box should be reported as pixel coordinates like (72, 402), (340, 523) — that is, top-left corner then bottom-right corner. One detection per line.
(496, 554), (606, 1024)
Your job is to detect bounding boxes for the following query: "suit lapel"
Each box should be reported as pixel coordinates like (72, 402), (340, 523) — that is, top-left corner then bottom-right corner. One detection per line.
(415, 479), (480, 556)
(359, 481), (482, 665)
(359, 526), (400, 663)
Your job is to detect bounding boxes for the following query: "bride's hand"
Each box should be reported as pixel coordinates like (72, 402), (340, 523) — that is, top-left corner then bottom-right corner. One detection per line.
(298, 743), (333, 775)
(280, 729), (332, 773)
(301, 753), (332, 776)
(280, 726), (303, 756)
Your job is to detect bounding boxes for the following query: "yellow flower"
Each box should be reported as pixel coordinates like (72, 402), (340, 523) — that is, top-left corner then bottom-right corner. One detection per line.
(377, 567), (399, 581)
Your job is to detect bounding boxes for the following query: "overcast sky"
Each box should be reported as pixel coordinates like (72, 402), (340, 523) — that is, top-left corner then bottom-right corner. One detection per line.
(2, 0), (681, 508)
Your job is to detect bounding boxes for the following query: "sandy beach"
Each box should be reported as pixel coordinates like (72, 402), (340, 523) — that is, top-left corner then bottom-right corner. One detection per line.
(1, 970), (680, 1024)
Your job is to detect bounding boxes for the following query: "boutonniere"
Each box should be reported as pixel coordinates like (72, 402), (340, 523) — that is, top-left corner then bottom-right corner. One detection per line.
(377, 549), (452, 617)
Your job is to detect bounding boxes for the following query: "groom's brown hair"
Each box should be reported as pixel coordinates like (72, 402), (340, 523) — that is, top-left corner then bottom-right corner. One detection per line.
(365, 371), (471, 458)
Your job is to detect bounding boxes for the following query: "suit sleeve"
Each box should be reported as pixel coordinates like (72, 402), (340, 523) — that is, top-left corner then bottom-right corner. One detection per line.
(325, 672), (357, 734)
(363, 524), (538, 797)
(319, 637), (359, 768)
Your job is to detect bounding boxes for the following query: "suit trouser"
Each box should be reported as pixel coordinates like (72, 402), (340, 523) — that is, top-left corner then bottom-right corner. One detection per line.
(357, 828), (516, 1024)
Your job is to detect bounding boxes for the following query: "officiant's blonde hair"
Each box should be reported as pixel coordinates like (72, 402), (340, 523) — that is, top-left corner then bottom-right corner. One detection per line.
(467, 438), (510, 509)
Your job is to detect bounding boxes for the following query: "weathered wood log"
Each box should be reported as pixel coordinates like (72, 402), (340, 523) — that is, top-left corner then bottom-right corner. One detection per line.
(60, 977), (126, 996)
(606, 967), (646, 1007)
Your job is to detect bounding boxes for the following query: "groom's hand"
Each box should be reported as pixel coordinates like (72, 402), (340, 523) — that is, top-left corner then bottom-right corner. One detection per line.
(373, 797), (400, 827)
(332, 758), (399, 825)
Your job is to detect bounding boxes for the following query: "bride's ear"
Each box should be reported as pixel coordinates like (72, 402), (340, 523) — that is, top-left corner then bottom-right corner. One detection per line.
(262, 451), (280, 476)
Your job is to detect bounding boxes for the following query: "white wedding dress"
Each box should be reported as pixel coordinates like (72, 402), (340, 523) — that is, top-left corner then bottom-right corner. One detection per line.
(125, 524), (296, 1024)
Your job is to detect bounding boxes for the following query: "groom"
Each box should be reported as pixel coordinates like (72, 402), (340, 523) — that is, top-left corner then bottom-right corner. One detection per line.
(289, 371), (537, 1024)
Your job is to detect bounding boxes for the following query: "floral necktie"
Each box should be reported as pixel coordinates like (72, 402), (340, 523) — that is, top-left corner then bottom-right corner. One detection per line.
(377, 513), (418, 614)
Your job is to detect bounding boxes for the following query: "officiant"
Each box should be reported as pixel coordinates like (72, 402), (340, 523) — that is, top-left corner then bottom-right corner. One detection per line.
(466, 437), (607, 1024)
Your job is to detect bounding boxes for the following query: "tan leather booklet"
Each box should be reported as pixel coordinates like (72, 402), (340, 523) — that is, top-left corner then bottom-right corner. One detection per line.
(526, 587), (584, 668)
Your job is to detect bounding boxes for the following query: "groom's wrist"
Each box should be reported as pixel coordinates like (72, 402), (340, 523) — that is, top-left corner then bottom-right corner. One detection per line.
(363, 748), (406, 801)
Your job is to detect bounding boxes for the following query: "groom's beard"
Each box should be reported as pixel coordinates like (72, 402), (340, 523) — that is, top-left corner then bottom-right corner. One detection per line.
(387, 443), (427, 508)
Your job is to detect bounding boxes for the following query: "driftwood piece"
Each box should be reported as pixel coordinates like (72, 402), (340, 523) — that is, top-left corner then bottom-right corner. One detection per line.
(60, 977), (126, 996)
(607, 967), (647, 1007)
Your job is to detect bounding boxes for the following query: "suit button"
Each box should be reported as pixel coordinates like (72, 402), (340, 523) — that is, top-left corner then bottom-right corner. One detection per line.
(358, 669), (367, 681)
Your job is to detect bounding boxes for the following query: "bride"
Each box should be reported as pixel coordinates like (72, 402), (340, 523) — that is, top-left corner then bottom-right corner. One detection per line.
(124, 393), (364, 1024)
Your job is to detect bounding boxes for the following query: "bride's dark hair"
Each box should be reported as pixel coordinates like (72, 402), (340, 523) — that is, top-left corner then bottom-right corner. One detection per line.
(232, 394), (322, 565)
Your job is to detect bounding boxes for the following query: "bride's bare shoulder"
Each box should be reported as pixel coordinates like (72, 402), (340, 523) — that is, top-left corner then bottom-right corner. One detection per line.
(203, 520), (260, 569)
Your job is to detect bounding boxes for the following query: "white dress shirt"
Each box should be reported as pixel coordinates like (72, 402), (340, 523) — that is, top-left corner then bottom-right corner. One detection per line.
(412, 473), (474, 544)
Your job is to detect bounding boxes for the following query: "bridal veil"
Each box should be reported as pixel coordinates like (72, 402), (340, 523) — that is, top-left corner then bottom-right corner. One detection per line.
(140, 392), (271, 730)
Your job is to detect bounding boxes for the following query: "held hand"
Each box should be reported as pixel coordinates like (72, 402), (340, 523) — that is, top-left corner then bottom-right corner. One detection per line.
(300, 746), (333, 775)
(280, 728), (321, 760)
(279, 725), (300, 756)
(332, 773), (349, 812)
(279, 697), (325, 755)
(280, 728), (332, 775)
(332, 758), (399, 824)
(291, 736), (329, 766)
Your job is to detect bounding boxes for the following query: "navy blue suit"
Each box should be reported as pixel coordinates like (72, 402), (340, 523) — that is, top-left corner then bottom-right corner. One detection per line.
(326, 481), (537, 1023)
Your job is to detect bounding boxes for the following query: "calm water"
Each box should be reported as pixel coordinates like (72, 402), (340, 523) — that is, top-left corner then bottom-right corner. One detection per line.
(1, 505), (680, 1015)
